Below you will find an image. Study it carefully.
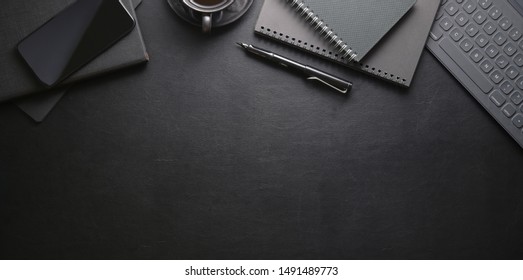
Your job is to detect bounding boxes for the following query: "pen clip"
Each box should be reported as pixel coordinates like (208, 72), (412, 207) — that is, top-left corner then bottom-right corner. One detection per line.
(307, 76), (349, 94)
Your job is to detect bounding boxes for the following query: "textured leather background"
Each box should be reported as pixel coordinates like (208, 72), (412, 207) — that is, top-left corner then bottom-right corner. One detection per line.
(1, 0), (522, 259)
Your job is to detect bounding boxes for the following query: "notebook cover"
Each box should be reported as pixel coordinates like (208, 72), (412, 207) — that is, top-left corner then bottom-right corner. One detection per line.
(0, 0), (149, 103)
(14, 89), (67, 122)
(13, 0), (146, 122)
(301, 0), (416, 62)
(255, 0), (440, 87)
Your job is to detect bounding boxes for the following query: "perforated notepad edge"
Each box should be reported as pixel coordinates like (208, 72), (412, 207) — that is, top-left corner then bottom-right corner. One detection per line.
(254, 26), (410, 87)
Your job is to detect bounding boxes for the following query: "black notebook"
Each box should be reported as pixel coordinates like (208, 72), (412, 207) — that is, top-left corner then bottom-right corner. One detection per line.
(0, 0), (148, 103)
(255, 0), (439, 86)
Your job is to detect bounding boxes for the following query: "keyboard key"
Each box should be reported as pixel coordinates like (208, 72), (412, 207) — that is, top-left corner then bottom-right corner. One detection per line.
(470, 49), (484, 62)
(509, 28), (522, 41)
(473, 10), (487, 24)
(475, 34), (489, 47)
(503, 43), (517, 56)
(519, 39), (523, 50)
(455, 13), (468, 26)
(445, 3), (459, 16)
(450, 28), (464, 41)
(485, 44), (499, 58)
(517, 76), (523, 89)
(430, 28), (443, 41)
(496, 55), (509, 69)
(490, 70), (503, 84)
(478, 0), (492, 9)
(503, 103), (517, 117)
(480, 60), (494, 73)
(439, 38), (493, 93)
(488, 6), (502, 20)
(514, 54), (523, 67)
(490, 90), (506, 106)
(440, 17), (454, 31)
(460, 39), (474, 52)
(499, 17), (512, 31)
(465, 23), (479, 36)
(463, 0), (477, 14)
(483, 21), (497, 35)
(506, 66), (519, 79)
(511, 91), (523, 105)
(500, 80), (514, 94)
(513, 114), (523, 128)
(493, 32), (507, 46)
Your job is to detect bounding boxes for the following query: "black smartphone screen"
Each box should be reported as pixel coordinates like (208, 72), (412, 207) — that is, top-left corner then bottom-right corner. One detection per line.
(17, 0), (135, 87)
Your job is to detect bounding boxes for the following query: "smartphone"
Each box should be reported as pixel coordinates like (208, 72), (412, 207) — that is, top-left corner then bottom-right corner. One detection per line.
(17, 0), (135, 87)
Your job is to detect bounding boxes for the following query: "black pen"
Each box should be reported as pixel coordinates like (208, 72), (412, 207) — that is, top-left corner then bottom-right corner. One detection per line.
(236, 42), (352, 94)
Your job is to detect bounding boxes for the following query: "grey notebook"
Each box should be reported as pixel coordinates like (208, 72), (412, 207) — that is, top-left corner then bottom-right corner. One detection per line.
(0, 0), (148, 103)
(255, 0), (439, 86)
(283, 0), (416, 62)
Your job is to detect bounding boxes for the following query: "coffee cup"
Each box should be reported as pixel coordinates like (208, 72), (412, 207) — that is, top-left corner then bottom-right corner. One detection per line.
(182, 0), (235, 32)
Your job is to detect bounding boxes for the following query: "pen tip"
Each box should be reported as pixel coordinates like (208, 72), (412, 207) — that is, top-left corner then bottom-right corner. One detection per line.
(236, 42), (247, 48)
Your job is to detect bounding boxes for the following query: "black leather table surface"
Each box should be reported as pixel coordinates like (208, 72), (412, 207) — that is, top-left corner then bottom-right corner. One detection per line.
(1, 1), (523, 259)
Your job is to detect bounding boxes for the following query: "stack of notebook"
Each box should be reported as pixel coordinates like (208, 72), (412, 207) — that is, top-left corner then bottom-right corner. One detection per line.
(0, 0), (149, 121)
(255, 0), (441, 87)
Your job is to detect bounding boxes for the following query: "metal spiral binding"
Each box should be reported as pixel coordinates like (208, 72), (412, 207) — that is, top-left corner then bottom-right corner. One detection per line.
(285, 0), (358, 62)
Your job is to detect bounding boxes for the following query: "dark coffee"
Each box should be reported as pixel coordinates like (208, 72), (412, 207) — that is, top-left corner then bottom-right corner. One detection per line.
(192, 0), (225, 6)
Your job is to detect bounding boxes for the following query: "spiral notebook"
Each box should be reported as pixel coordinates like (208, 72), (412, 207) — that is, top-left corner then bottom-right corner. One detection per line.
(255, 0), (440, 87)
(283, 0), (416, 62)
